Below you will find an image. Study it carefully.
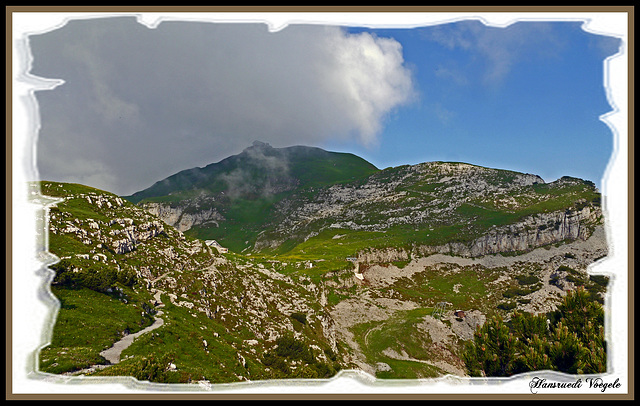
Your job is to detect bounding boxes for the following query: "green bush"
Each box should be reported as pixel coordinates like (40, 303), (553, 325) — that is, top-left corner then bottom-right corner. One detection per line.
(589, 274), (609, 287)
(502, 287), (531, 298)
(262, 351), (291, 374)
(50, 259), (137, 294)
(275, 335), (315, 364)
(497, 302), (517, 311)
(261, 335), (338, 379)
(291, 312), (307, 325)
(462, 316), (519, 377)
(516, 274), (539, 285)
(463, 287), (606, 376)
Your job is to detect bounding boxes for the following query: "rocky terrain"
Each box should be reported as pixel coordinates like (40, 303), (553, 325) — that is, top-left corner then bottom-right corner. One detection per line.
(255, 163), (601, 257)
(128, 145), (602, 261)
(36, 146), (609, 385)
(38, 181), (342, 383)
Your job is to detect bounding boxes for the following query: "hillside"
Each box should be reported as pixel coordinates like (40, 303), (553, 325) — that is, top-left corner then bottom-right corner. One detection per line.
(257, 163), (602, 268)
(124, 141), (379, 252)
(36, 148), (609, 384)
(38, 181), (343, 383)
(127, 144), (603, 262)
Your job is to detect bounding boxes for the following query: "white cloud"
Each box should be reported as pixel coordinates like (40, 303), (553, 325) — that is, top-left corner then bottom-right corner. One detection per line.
(28, 19), (415, 195)
(323, 30), (415, 146)
(425, 20), (566, 85)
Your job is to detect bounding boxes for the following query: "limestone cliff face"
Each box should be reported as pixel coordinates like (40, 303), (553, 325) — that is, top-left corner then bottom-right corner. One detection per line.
(357, 247), (411, 263)
(52, 211), (168, 255)
(448, 205), (602, 257)
(108, 220), (166, 254)
(143, 202), (224, 232)
(358, 204), (604, 262)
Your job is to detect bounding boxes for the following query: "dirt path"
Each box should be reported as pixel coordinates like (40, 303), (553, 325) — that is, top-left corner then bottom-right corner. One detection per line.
(99, 310), (164, 364)
(100, 290), (166, 364)
(63, 292), (166, 376)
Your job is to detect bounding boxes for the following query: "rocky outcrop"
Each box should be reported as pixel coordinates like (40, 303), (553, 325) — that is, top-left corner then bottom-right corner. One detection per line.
(357, 204), (603, 261)
(357, 247), (411, 264)
(43, 183), (215, 282)
(461, 207), (599, 256)
(107, 220), (167, 254)
(419, 204), (602, 258)
(142, 202), (224, 232)
(111, 238), (136, 255)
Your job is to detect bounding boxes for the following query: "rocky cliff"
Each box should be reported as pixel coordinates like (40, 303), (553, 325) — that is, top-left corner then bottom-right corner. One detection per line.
(142, 201), (225, 232)
(251, 162), (602, 257)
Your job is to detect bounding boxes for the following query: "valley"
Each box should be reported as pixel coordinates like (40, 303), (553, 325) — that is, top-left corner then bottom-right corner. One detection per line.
(35, 143), (609, 385)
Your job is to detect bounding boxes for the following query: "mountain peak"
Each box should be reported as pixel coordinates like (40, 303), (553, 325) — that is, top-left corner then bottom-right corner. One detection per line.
(124, 142), (379, 205)
(247, 140), (272, 150)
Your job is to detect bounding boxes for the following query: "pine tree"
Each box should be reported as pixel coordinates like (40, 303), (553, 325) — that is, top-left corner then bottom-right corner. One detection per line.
(462, 316), (519, 376)
(462, 287), (606, 377)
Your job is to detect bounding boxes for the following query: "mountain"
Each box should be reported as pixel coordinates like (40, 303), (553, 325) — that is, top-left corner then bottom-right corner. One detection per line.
(126, 144), (603, 262)
(124, 141), (379, 253)
(36, 146), (609, 384)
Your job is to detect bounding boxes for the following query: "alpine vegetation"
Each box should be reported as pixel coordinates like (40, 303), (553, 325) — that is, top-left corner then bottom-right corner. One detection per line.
(37, 144), (608, 384)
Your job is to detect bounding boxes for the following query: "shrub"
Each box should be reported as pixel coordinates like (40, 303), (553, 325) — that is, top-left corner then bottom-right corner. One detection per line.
(275, 335), (315, 364)
(462, 316), (519, 377)
(262, 351), (291, 374)
(291, 312), (307, 325)
(497, 302), (517, 311)
(50, 260), (137, 294)
(589, 274), (609, 287)
(502, 287), (530, 298)
(516, 274), (539, 285)
(463, 287), (606, 377)
(261, 335), (339, 379)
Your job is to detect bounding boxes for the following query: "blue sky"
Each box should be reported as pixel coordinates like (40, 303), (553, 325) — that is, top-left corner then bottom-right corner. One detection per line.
(323, 21), (621, 188)
(27, 16), (621, 195)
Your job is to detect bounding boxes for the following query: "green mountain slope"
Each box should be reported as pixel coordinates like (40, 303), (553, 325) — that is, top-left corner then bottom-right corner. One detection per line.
(126, 141), (378, 203)
(124, 141), (379, 252)
(126, 144), (603, 260)
(257, 164), (602, 261)
(38, 181), (343, 383)
(36, 147), (609, 384)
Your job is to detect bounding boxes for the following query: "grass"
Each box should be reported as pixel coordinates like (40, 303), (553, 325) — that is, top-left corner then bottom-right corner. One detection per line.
(349, 308), (446, 379)
(388, 264), (502, 311)
(47, 233), (91, 258)
(259, 224), (464, 271)
(36, 170), (605, 383)
(96, 295), (250, 383)
(39, 286), (154, 374)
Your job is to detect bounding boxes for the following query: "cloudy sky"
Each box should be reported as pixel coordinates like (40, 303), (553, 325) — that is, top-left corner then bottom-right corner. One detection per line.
(25, 14), (621, 196)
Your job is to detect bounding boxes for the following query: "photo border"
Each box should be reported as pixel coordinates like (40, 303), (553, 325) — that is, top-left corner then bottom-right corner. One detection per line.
(6, 5), (634, 400)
